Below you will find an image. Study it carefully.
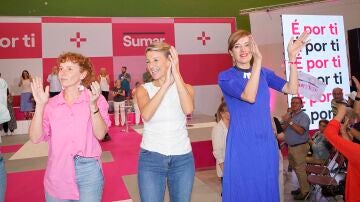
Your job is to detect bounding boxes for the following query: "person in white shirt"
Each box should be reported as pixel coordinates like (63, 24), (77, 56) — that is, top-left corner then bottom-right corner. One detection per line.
(211, 102), (229, 188)
(47, 66), (62, 97)
(131, 81), (142, 125)
(98, 67), (110, 101)
(135, 41), (195, 202)
(0, 73), (8, 201)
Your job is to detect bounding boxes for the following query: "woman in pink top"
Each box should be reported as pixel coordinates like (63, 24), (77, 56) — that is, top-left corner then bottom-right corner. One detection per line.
(29, 52), (111, 202)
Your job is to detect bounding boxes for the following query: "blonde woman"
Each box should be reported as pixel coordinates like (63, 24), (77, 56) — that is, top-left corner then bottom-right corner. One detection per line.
(136, 42), (195, 202)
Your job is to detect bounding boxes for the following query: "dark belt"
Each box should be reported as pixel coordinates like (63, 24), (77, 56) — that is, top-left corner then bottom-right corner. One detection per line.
(289, 142), (308, 147)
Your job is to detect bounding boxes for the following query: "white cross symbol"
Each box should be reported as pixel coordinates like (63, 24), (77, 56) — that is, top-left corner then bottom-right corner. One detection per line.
(70, 32), (87, 48)
(196, 31), (211, 46)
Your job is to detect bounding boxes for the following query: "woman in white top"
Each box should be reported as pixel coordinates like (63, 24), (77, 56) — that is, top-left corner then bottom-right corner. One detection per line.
(135, 41), (195, 202)
(98, 67), (110, 101)
(98, 67), (111, 141)
(211, 102), (229, 180)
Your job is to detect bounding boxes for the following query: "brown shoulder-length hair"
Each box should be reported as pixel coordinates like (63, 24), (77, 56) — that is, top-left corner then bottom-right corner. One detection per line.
(145, 41), (171, 57)
(227, 30), (251, 51)
(216, 102), (228, 123)
(57, 52), (94, 88)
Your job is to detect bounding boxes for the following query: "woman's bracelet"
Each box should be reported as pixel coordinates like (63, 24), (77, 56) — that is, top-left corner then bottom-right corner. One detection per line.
(288, 61), (296, 64)
(92, 108), (99, 114)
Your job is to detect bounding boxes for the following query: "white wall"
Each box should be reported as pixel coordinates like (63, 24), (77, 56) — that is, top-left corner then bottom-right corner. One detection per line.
(193, 85), (223, 116)
(0, 59), (43, 95)
(249, 0), (360, 118)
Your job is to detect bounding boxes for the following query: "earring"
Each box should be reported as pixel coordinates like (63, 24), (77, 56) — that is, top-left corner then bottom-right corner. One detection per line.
(78, 80), (84, 91)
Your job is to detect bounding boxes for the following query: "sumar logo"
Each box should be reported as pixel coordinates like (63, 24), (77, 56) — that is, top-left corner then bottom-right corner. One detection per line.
(123, 32), (165, 47)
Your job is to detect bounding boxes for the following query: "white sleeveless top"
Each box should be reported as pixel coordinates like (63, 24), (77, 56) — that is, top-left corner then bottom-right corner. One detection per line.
(99, 75), (109, 91)
(141, 82), (192, 155)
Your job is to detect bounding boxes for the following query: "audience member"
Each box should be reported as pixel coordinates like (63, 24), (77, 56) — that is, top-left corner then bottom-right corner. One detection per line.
(347, 76), (360, 144)
(211, 102), (229, 193)
(142, 68), (153, 83)
(1, 89), (17, 135)
(346, 91), (357, 108)
(29, 52), (111, 202)
(113, 79), (126, 127)
(131, 81), (142, 125)
(325, 103), (360, 202)
(98, 67), (110, 101)
(349, 122), (360, 144)
(135, 42), (195, 202)
(98, 68), (111, 141)
(331, 87), (347, 116)
(18, 70), (34, 119)
(306, 119), (331, 165)
(282, 97), (311, 200)
(218, 29), (309, 201)
(0, 73), (10, 127)
(272, 116), (285, 202)
(119, 66), (131, 97)
(47, 66), (62, 97)
(0, 148), (5, 202)
(0, 73), (8, 202)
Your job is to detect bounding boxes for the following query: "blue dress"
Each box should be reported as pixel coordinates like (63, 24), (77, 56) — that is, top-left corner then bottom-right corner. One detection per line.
(218, 66), (286, 202)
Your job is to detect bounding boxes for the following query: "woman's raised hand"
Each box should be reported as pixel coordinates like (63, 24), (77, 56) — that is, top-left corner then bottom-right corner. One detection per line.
(30, 77), (49, 106)
(89, 81), (101, 105)
(249, 35), (262, 62)
(287, 31), (310, 60)
(352, 76), (360, 92)
(169, 46), (180, 76)
(164, 61), (175, 87)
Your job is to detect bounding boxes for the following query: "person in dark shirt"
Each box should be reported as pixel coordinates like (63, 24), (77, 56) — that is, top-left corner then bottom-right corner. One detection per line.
(118, 66), (131, 97)
(113, 79), (126, 127)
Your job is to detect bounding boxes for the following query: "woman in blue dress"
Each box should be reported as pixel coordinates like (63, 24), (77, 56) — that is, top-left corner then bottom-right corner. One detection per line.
(218, 30), (309, 201)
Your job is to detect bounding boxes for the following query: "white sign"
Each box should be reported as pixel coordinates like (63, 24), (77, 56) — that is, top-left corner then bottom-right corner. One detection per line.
(282, 15), (350, 129)
(298, 71), (326, 101)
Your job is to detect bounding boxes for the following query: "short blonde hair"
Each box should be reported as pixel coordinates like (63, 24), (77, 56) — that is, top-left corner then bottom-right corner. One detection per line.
(145, 41), (171, 57)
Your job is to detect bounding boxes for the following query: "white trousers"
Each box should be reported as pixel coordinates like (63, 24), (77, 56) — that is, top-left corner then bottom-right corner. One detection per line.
(113, 101), (125, 126)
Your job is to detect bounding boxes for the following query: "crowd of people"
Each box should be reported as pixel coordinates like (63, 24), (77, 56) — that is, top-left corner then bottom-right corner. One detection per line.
(0, 27), (359, 202)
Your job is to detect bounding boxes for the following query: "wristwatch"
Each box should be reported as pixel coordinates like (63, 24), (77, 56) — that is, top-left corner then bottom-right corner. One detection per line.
(289, 121), (294, 126)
